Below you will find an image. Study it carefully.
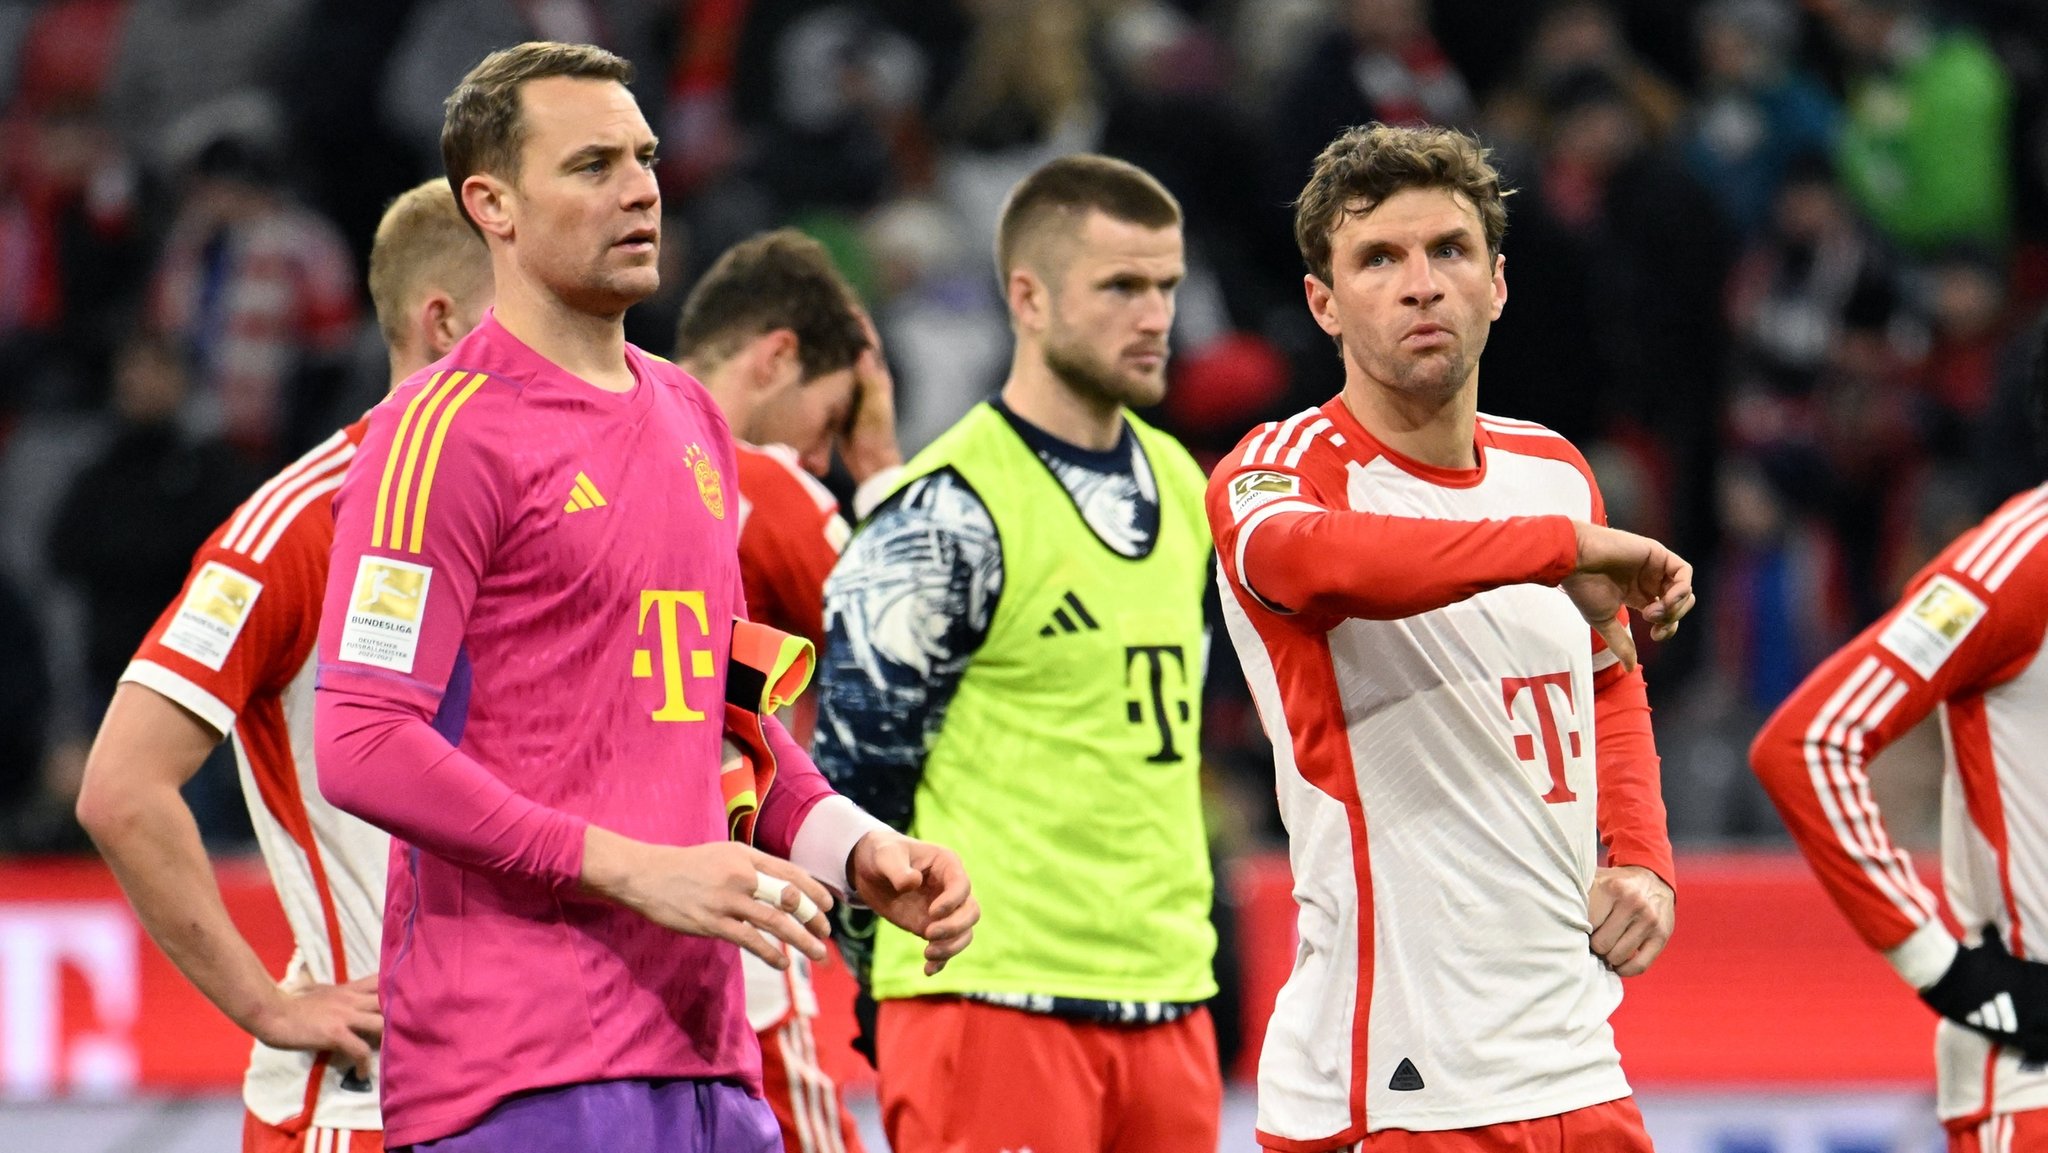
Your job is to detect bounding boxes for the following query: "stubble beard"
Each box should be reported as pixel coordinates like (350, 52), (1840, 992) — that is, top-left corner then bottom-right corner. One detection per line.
(1044, 332), (1167, 411)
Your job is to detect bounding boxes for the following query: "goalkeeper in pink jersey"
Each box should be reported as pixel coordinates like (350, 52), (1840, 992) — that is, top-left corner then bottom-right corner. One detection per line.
(312, 42), (976, 1153)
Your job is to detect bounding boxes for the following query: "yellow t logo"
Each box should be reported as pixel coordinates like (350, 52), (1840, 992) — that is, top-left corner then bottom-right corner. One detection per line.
(632, 590), (714, 721)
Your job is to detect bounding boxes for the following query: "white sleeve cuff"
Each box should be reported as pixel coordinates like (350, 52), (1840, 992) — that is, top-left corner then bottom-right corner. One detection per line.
(851, 466), (905, 522)
(789, 794), (892, 896)
(1886, 919), (1961, 990)
(120, 660), (235, 737)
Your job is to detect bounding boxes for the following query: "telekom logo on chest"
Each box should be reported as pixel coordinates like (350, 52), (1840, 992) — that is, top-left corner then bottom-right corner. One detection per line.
(1501, 672), (1583, 804)
(633, 590), (715, 722)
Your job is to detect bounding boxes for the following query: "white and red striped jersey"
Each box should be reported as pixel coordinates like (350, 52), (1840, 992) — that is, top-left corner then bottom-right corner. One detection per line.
(1209, 399), (1674, 1150)
(1752, 482), (2048, 1126)
(120, 421), (386, 1132)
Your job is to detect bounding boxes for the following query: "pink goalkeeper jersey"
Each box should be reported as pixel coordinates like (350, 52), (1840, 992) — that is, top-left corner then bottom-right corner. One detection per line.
(314, 313), (838, 1146)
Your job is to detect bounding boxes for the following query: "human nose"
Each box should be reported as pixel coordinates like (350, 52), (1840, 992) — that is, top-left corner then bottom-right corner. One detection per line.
(622, 159), (659, 213)
(1398, 256), (1443, 308)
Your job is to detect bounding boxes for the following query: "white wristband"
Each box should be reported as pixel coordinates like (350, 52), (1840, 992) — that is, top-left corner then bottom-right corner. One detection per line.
(1887, 920), (1962, 990)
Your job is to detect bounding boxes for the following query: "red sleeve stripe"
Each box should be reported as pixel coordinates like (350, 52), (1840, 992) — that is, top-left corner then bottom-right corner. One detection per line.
(1804, 654), (1942, 922)
(1279, 418), (1334, 468)
(248, 471), (347, 563)
(1957, 488), (2048, 580)
(1238, 421), (1280, 465)
(220, 431), (353, 555)
(1256, 411), (1316, 465)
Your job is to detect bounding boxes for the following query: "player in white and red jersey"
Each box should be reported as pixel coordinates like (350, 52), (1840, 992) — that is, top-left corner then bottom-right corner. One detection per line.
(1750, 324), (2048, 1153)
(1208, 123), (1695, 1152)
(75, 180), (492, 1153)
(672, 230), (909, 1153)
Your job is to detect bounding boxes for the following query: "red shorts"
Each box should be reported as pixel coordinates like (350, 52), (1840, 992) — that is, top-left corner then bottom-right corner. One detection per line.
(243, 1112), (385, 1153)
(1950, 1109), (2048, 1151)
(877, 996), (1223, 1153)
(1277, 1097), (1653, 1153)
(758, 1011), (866, 1153)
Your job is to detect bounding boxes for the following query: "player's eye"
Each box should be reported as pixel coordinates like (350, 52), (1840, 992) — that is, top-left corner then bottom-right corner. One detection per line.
(1436, 243), (1465, 259)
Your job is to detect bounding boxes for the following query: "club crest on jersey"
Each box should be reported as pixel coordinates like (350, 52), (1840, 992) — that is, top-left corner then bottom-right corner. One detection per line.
(1879, 574), (1987, 679)
(1228, 470), (1299, 517)
(684, 444), (726, 520)
(161, 561), (264, 671)
(338, 556), (433, 673)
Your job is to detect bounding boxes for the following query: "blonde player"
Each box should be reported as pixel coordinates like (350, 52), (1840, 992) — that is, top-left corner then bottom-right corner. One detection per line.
(1208, 123), (1694, 1151)
(75, 180), (492, 1153)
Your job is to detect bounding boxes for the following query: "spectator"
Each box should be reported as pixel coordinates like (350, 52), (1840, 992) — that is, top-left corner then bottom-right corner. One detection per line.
(104, 0), (308, 179)
(147, 132), (357, 459)
(1726, 151), (1903, 397)
(1823, 0), (2013, 254)
(1683, 0), (1839, 237)
(45, 330), (260, 706)
(1916, 245), (2017, 450)
(1481, 0), (1686, 156)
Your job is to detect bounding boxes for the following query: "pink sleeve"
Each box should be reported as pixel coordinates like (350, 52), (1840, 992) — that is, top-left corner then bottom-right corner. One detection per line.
(751, 714), (835, 860)
(315, 382), (588, 891)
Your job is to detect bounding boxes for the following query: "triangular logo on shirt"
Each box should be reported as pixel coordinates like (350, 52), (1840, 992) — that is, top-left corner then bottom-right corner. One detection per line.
(563, 471), (608, 514)
(1389, 1058), (1425, 1091)
(1037, 591), (1102, 637)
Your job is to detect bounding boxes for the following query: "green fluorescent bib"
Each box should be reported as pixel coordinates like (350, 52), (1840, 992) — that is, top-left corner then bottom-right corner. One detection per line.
(870, 404), (1218, 1003)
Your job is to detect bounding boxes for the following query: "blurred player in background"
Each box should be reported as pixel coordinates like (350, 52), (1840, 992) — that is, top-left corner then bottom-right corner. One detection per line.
(75, 178), (492, 1153)
(1750, 320), (2048, 1153)
(673, 227), (910, 1153)
(815, 154), (1221, 1153)
(312, 42), (974, 1153)
(1208, 123), (1693, 1151)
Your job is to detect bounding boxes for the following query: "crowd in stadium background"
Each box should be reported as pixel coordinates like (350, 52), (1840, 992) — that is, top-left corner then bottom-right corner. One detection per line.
(0, 0), (2044, 875)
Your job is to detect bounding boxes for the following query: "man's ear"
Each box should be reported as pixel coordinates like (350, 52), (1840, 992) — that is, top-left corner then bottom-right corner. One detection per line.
(1304, 274), (1342, 341)
(749, 328), (802, 395)
(463, 173), (515, 242)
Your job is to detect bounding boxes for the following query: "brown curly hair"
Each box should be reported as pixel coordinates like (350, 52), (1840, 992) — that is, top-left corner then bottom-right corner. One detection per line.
(1293, 123), (1512, 286)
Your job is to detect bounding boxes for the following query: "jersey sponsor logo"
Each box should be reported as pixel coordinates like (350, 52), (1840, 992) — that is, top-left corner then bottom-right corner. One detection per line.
(1502, 672), (1582, 803)
(159, 562), (263, 671)
(337, 557), (433, 673)
(1226, 470), (1300, 518)
(633, 589), (716, 721)
(1389, 1057), (1426, 1091)
(1126, 644), (1192, 763)
(562, 470), (607, 514)
(684, 444), (726, 520)
(371, 370), (489, 554)
(1878, 575), (1987, 679)
(1038, 591), (1101, 636)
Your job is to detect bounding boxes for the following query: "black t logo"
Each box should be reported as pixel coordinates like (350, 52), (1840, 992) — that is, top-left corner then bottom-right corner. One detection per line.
(1125, 645), (1191, 763)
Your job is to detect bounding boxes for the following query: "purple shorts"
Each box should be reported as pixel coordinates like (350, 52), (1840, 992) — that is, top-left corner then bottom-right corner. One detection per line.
(398, 1079), (778, 1153)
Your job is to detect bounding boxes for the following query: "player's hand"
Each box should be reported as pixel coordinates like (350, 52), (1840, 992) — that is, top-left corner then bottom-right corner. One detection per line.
(838, 313), (902, 486)
(582, 829), (835, 968)
(245, 973), (382, 1082)
(1564, 522), (1696, 670)
(1921, 929), (2048, 1058)
(1586, 865), (1675, 977)
(849, 830), (977, 976)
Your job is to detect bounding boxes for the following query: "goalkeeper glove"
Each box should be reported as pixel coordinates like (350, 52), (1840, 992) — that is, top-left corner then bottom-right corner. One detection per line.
(1921, 930), (2048, 1058)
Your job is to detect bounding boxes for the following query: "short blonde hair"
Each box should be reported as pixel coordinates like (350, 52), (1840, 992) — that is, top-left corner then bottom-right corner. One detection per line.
(367, 180), (490, 352)
(442, 41), (634, 232)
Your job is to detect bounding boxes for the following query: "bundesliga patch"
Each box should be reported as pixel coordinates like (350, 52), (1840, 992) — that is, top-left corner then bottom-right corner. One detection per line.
(338, 556), (433, 673)
(1228, 470), (1300, 518)
(1879, 574), (1987, 679)
(160, 562), (263, 671)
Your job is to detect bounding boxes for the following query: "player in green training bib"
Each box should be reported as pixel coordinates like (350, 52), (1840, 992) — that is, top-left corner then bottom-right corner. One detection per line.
(813, 155), (1221, 1151)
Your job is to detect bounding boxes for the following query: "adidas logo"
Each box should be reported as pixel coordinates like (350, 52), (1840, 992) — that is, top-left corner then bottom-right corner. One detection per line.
(563, 471), (608, 514)
(1038, 592), (1101, 636)
(1389, 1058), (1425, 1091)
(1967, 992), (2019, 1034)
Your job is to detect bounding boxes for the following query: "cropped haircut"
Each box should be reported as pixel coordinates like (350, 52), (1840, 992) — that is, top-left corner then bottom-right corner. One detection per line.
(673, 229), (869, 380)
(367, 180), (490, 351)
(1294, 123), (1511, 286)
(995, 154), (1181, 281)
(441, 41), (634, 233)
